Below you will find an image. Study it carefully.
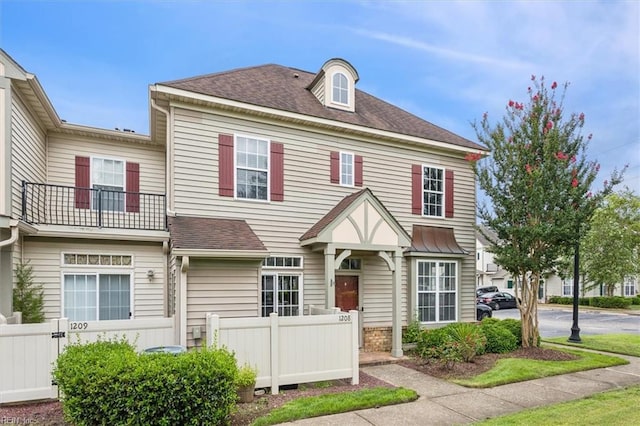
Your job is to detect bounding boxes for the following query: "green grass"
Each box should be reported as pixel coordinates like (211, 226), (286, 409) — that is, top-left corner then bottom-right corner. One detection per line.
(476, 384), (640, 425)
(453, 347), (627, 388)
(251, 387), (418, 426)
(544, 334), (640, 357)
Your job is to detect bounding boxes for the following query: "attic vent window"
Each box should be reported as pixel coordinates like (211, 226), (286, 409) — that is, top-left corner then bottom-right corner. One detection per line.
(332, 72), (349, 105)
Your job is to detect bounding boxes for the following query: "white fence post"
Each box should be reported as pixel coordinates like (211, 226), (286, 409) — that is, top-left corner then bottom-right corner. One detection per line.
(206, 313), (220, 348)
(349, 310), (359, 385)
(269, 312), (279, 395)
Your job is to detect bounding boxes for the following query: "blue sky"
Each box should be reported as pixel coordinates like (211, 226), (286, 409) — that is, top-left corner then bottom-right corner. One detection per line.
(1, 0), (638, 192)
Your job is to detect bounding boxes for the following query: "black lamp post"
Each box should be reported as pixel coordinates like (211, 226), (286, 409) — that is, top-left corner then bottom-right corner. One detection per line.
(568, 242), (582, 343)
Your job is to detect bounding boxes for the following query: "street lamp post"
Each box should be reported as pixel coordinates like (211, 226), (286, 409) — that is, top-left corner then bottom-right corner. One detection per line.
(568, 242), (582, 343)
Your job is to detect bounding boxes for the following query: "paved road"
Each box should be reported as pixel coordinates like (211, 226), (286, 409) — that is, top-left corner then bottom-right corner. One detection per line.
(492, 306), (640, 337)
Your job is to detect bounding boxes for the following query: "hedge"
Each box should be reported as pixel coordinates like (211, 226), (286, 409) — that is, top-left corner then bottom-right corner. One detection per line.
(53, 338), (238, 425)
(548, 296), (633, 309)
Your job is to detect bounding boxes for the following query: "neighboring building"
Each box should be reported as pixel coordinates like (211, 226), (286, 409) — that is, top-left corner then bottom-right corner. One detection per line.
(475, 226), (638, 300)
(2, 51), (488, 357)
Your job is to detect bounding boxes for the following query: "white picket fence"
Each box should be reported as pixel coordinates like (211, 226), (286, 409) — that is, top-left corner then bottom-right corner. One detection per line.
(207, 310), (359, 394)
(0, 317), (176, 404)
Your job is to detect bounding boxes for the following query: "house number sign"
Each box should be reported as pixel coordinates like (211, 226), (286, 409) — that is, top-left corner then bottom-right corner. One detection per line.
(70, 322), (89, 330)
(338, 314), (351, 322)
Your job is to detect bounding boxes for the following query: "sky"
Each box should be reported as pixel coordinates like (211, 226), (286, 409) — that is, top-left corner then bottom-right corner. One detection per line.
(1, 0), (638, 194)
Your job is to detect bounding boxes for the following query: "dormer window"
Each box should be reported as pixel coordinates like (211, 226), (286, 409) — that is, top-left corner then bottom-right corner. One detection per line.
(307, 58), (359, 113)
(332, 72), (349, 105)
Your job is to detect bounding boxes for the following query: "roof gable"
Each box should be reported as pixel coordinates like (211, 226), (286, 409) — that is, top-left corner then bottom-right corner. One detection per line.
(300, 188), (411, 248)
(158, 62), (485, 151)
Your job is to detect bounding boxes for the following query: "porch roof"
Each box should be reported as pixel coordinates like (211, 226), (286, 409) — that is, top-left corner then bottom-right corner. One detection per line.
(168, 216), (267, 254)
(407, 225), (469, 256)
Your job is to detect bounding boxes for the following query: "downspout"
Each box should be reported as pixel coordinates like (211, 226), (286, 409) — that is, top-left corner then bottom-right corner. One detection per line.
(0, 225), (18, 248)
(150, 96), (175, 216)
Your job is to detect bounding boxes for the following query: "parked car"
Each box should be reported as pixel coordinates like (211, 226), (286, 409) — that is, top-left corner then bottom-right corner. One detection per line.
(476, 302), (493, 320)
(476, 285), (499, 297)
(476, 292), (520, 310)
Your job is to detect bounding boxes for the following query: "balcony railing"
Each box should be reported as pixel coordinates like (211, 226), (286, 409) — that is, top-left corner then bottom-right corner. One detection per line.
(22, 181), (167, 231)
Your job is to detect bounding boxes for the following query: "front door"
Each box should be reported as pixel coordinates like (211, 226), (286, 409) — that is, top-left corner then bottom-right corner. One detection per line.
(335, 275), (359, 312)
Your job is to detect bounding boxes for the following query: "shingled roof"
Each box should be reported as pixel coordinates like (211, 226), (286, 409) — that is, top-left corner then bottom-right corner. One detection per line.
(159, 63), (484, 151)
(168, 216), (267, 252)
(299, 189), (368, 241)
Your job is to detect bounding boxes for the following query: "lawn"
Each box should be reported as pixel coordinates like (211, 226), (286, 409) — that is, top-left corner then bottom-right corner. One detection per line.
(476, 384), (640, 425)
(453, 346), (627, 388)
(544, 333), (640, 357)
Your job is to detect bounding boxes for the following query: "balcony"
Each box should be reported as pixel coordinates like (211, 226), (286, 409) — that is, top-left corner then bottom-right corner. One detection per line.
(22, 182), (167, 231)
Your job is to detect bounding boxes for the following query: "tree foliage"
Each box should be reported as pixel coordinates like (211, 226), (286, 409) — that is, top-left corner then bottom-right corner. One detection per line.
(470, 76), (623, 347)
(581, 191), (640, 296)
(13, 261), (45, 323)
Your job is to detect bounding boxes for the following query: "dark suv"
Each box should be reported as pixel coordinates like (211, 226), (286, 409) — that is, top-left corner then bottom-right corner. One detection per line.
(476, 285), (499, 297)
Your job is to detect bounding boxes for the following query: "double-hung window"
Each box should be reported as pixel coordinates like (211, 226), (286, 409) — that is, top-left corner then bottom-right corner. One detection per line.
(422, 166), (444, 217)
(63, 273), (131, 321)
(416, 260), (457, 323)
(332, 72), (348, 105)
(562, 279), (573, 296)
(261, 256), (303, 317)
(624, 277), (637, 297)
(92, 157), (125, 211)
(236, 136), (269, 200)
(340, 152), (354, 186)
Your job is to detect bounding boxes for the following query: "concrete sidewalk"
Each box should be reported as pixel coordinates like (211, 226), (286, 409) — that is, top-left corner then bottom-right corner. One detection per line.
(283, 352), (640, 425)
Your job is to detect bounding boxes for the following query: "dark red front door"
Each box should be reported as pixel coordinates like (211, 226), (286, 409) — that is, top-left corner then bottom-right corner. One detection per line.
(335, 275), (358, 312)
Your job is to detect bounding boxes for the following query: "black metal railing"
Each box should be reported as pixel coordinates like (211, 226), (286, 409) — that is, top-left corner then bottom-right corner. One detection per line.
(22, 181), (167, 231)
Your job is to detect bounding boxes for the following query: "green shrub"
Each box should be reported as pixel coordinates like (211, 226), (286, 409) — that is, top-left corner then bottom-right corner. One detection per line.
(589, 296), (632, 309)
(416, 327), (449, 360)
(632, 296), (640, 305)
(53, 338), (238, 425)
(12, 261), (45, 323)
(402, 315), (422, 344)
(445, 322), (486, 361)
(480, 322), (518, 353)
(548, 296), (572, 305)
(236, 363), (257, 387)
(499, 318), (523, 346)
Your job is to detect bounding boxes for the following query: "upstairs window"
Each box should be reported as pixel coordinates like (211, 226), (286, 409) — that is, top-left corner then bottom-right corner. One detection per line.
(340, 152), (354, 186)
(236, 136), (269, 201)
(92, 157), (125, 211)
(422, 166), (444, 217)
(412, 164), (454, 218)
(332, 72), (348, 105)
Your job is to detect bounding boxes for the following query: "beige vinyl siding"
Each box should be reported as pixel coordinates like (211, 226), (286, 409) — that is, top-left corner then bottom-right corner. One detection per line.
(186, 259), (260, 347)
(23, 238), (165, 320)
(46, 133), (165, 194)
(10, 95), (46, 219)
(172, 106), (477, 326)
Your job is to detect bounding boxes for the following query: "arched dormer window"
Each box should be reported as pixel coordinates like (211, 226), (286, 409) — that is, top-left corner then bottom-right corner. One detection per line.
(332, 72), (349, 105)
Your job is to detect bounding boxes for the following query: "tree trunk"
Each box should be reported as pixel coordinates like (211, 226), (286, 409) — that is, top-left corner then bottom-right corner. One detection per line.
(519, 272), (540, 348)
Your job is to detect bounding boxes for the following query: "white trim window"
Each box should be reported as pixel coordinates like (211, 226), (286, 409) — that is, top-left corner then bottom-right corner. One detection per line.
(261, 256), (303, 317)
(91, 157), (125, 211)
(624, 277), (637, 297)
(340, 152), (354, 186)
(63, 273), (131, 321)
(562, 279), (573, 297)
(235, 135), (269, 201)
(332, 72), (349, 105)
(417, 260), (457, 323)
(422, 166), (444, 217)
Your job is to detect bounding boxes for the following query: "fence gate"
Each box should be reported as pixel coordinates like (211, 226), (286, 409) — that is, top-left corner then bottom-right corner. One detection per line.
(0, 318), (68, 404)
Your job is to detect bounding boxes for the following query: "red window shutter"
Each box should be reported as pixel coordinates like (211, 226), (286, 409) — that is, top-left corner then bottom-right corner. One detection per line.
(355, 155), (363, 187)
(445, 169), (454, 218)
(411, 164), (422, 215)
(330, 151), (339, 184)
(75, 156), (90, 209)
(126, 162), (140, 213)
(271, 142), (284, 201)
(219, 134), (234, 197)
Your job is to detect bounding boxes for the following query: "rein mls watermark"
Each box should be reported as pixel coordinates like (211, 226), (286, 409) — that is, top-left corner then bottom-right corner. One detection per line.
(1, 417), (38, 424)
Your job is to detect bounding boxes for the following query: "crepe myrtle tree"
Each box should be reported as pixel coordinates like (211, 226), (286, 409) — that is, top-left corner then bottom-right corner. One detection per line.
(467, 76), (624, 347)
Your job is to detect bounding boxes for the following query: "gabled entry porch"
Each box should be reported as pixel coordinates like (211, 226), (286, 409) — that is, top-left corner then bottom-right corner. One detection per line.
(300, 189), (411, 357)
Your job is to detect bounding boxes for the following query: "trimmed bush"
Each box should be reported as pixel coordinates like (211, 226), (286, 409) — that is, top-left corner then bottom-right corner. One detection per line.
(632, 296), (640, 305)
(416, 327), (449, 360)
(480, 321), (518, 353)
(416, 323), (486, 363)
(499, 318), (523, 346)
(548, 296), (572, 305)
(53, 338), (238, 425)
(589, 296), (632, 309)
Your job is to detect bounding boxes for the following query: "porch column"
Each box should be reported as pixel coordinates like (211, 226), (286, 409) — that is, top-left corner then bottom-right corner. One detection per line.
(324, 245), (336, 308)
(391, 249), (403, 357)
